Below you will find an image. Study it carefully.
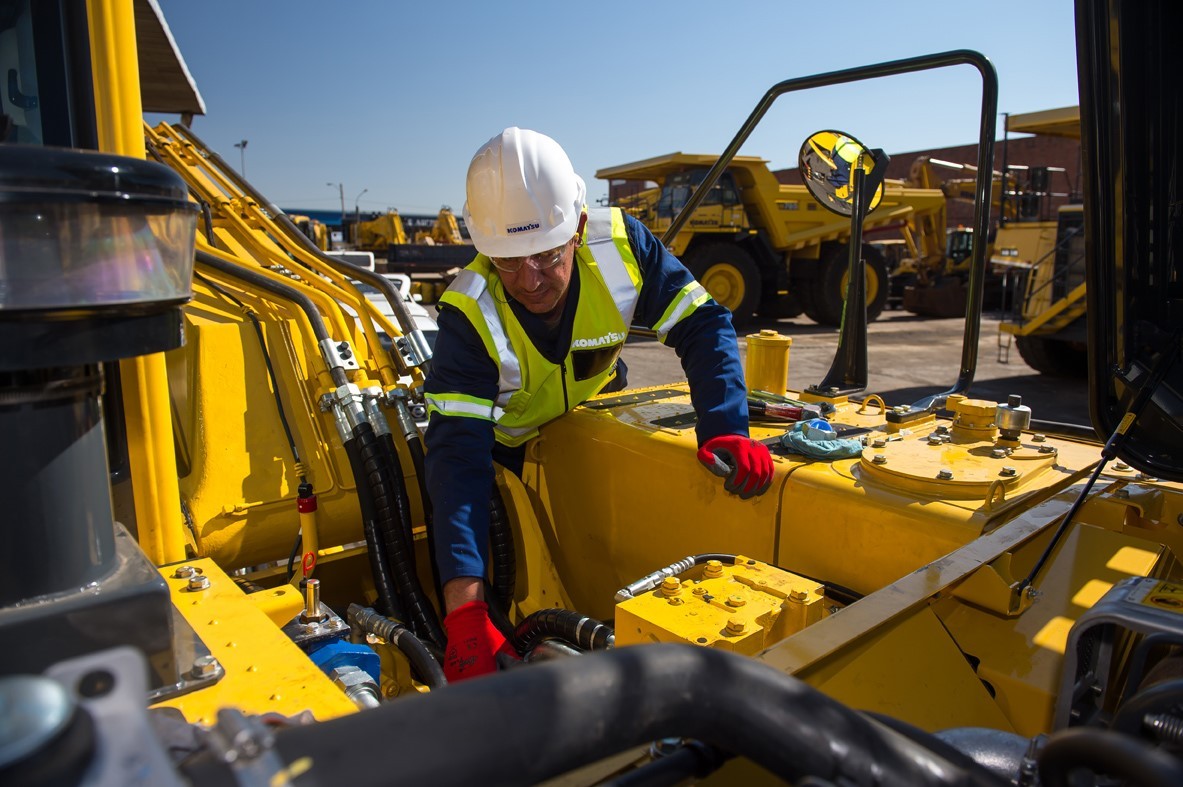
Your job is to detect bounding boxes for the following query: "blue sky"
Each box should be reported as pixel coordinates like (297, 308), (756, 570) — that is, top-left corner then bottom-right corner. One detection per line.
(154, 0), (1080, 217)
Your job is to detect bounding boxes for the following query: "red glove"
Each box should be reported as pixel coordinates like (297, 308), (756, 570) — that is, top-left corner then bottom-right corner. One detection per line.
(697, 434), (774, 499)
(443, 600), (517, 683)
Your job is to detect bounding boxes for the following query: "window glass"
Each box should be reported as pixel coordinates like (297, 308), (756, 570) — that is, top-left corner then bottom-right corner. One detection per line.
(0, 0), (44, 144)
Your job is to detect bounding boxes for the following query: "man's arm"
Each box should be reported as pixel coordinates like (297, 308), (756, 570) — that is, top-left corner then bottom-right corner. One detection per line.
(423, 306), (501, 610)
(625, 214), (749, 444)
(625, 214), (772, 497)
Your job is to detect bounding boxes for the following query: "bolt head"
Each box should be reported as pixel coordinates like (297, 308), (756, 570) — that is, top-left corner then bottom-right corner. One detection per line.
(872, 438), (886, 448)
(937, 468), (954, 480)
(788, 589), (808, 602)
(1114, 462), (1131, 471)
(992, 448), (1008, 459)
(726, 618), (746, 634)
(1033, 433), (1047, 442)
(726, 594), (746, 607)
(174, 565), (197, 579)
(872, 454), (888, 464)
(191, 655), (220, 678)
(187, 574), (211, 591)
(1000, 466), (1017, 477)
(1039, 445), (1057, 454)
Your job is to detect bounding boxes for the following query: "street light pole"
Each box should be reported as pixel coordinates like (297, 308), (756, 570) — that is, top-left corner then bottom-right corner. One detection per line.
(326, 182), (345, 226)
(354, 188), (368, 226)
(233, 139), (248, 176)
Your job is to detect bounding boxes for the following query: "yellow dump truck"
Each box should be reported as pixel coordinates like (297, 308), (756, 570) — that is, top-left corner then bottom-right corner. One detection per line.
(7, 1), (1183, 785)
(597, 153), (946, 326)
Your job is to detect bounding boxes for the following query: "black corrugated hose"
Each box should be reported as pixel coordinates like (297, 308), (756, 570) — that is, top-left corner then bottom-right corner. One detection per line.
(348, 423), (444, 648)
(180, 644), (1010, 787)
(1037, 727), (1183, 787)
(343, 436), (403, 621)
(488, 485), (516, 613)
(511, 608), (614, 655)
(376, 433), (418, 573)
(348, 604), (446, 689)
(401, 435), (443, 600)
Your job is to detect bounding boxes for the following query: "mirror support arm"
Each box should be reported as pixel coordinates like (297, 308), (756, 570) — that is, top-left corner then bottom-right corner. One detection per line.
(660, 51), (997, 413)
(813, 150), (889, 395)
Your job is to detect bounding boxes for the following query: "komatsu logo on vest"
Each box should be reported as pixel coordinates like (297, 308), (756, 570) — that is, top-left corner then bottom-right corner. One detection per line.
(571, 331), (625, 349)
(506, 222), (540, 234)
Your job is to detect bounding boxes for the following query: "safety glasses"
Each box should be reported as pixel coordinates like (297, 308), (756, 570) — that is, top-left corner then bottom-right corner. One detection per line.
(489, 240), (570, 274)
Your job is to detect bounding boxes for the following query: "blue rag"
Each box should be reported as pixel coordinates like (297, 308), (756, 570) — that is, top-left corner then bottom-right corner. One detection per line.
(779, 420), (864, 460)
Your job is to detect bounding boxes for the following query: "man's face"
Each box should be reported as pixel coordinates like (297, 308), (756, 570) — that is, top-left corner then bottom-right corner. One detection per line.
(491, 238), (576, 318)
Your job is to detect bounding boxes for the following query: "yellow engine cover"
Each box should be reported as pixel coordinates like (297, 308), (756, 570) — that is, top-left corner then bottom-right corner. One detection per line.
(615, 556), (826, 655)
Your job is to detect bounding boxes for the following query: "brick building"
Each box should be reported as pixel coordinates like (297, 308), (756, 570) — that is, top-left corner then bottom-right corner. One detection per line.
(775, 134), (1083, 229)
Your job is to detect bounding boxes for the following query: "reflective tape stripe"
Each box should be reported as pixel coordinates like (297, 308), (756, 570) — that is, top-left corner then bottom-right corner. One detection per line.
(586, 210), (639, 326)
(474, 289), (522, 397)
(654, 283), (710, 342)
(447, 268), (522, 399)
(448, 268), (486, 299)
(425, 392), (496, 420)
(495, 423), (536, 439)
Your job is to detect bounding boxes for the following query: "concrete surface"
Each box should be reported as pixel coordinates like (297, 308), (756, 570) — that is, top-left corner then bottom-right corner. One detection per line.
(619, 310), (1093, 433)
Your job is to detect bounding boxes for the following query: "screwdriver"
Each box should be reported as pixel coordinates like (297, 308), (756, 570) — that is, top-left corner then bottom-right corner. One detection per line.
(748, 400), (823, 421)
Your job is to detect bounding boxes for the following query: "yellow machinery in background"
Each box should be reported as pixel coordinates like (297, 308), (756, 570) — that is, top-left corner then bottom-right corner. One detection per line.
(993, 107), (1089, 377)
(596, 152), (947, 327)
(3, 1), (1183, 785)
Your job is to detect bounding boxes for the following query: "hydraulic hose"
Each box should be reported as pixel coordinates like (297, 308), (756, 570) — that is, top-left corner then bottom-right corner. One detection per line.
(1036, 727), (1183, 787)
(348, 604), (446, 689)
(176, 125), (431, 373)
(488, 486), (516, 613)
(180, 644), (1009, 787)
(1109, 678), (1183, 736)
(605, 742), (731, 787)
(387, 393), (444, 604)
(511, 608), (614, 654)
(376, 431), (417, 566)
(616, 554), (738, 602)
(342, 436), (402, 620)
(350, 422), (445, 649)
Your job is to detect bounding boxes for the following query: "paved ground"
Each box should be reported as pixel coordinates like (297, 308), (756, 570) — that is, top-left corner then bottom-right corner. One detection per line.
(619, 309), (1093, 432)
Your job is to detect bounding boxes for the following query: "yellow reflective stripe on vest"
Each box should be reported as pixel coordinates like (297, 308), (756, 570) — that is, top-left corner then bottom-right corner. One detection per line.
(585, 210), (639, 326)
(425, 391), (496, 421)
(653, 281), (710, 342)
(447, 269), (522, 401)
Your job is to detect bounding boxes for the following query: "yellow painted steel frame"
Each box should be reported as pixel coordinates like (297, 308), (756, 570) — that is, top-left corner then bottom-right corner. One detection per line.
(88, 0), (187, 564)
(152, 560), (356, 723)
(526, 383), (1182, 733)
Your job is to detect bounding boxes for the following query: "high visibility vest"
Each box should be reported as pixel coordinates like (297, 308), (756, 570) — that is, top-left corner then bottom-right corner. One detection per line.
(428, 208), (645, 447)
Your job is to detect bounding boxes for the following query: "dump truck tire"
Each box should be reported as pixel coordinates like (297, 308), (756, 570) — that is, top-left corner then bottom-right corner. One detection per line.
(1015, 336), (1088, 377)
(811, 244), (889, 326)
(685, 243), (761, 327)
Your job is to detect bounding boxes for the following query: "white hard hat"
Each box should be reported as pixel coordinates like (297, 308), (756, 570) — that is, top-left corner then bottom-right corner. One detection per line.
(462, 127), (587, 258)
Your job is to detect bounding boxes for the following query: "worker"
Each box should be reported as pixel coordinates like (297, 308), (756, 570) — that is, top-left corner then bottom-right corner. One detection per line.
(423, 127), (773, 681)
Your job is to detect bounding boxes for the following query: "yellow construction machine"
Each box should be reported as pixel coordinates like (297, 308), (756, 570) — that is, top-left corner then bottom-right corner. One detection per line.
(290, 213), (331, 251)
(597, 151), (947, 327)
(3, 1), (1183, 785)
(894, 136), (1077, 319)
(992, 107), (1089, 376)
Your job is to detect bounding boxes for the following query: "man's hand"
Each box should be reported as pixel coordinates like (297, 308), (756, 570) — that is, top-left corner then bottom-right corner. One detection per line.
(697, 434), (774, 499)
(443, 600), (517, 682)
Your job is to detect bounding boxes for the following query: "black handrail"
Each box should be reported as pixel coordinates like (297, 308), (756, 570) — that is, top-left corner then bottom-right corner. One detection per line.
(658, 50), (998, 413)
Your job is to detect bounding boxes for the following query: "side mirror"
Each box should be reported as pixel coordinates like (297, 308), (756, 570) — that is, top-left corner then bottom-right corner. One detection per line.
(798, 130), (884, 217)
